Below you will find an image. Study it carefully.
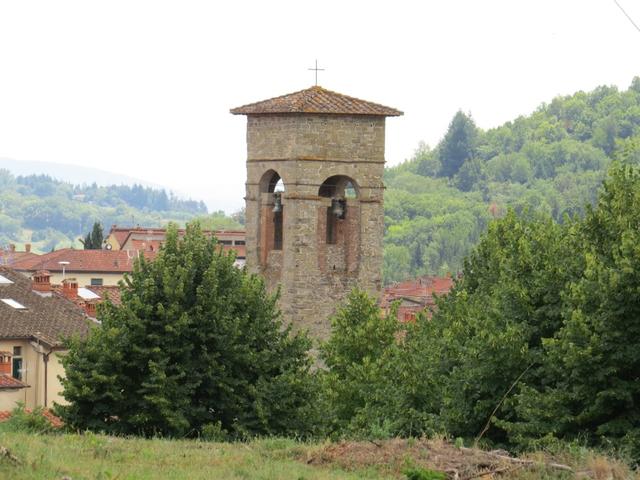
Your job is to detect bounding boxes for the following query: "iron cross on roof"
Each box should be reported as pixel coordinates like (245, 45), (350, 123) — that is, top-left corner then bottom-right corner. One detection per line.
(308, 60), (325, 86)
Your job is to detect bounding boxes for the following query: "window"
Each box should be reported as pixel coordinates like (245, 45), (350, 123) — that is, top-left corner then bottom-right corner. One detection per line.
(234, 240), (245, 245)
(90, 278), (103, 286)
(12, 347), (22, 380)
(219, 240), (233, 245)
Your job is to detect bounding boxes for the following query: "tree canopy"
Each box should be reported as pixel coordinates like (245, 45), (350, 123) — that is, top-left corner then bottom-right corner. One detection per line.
(325, 163), (640, 460)
(384, 77), (640, 283)
(57, 222), (317, 439)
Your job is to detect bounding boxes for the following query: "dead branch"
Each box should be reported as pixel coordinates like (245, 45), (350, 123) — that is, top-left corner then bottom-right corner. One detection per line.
(460, 447), (573, 473)
(0, 445), (21, 465)
(474, 362), (534, 446)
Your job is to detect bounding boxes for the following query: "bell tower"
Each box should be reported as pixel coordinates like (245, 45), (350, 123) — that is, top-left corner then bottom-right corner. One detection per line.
(231, 86), (402, 339)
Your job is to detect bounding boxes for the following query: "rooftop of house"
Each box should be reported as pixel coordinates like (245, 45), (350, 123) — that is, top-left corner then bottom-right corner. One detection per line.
(0, 374), (29, 390)
(0, 267), (92, 347)
(230, 85), (403, 117)
(0, 244), (38, 268)
(50, 283), (122, 308)
(81, 285), (122, 306)
(108, 226), (246, 250)
(10, 248), (156, 273)
(381, 276), (455, 309)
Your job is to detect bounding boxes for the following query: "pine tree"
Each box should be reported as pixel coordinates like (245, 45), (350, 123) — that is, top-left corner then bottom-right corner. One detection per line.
(438, 111), (478, 178)
(80, 221), (104, 249)
(58, 222), (317, 438)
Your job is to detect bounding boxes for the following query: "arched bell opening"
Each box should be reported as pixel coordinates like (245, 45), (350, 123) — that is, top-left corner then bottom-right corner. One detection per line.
(260, 170), (285, 194)
(258, 170), (286, 263)
(318, 176), (359, 245)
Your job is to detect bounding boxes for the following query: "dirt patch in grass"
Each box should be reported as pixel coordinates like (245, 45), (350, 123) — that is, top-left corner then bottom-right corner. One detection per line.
(303, 438), (635, 479)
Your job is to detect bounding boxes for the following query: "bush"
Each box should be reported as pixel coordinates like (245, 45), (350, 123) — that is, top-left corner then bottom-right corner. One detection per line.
(2, 403), (56, 434)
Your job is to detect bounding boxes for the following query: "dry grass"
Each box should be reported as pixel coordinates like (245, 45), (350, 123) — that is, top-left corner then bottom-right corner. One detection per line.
(0, 430), (638, 479)
(304, 437), (640, 479)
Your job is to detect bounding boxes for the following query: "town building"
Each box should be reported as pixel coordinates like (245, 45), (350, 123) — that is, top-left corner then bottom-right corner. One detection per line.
(105, 226), (246, 267)
(0, 267), (92, 409)
(381, 276), (455, 322)
(0, 244), (38, 266)
(10, 248), (157, 286)
(232, 86), (402, 338)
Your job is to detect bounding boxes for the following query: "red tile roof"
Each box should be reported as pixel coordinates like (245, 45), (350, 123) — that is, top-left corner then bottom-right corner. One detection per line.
(0, 374), (28, 389)
(108, 227), (131, 248)
(381, 276), (455, 310)
(128, 239), (163, 252)
(0, 408), (63, 427)
(85, 285), (122, 306)
(11, 248), (156, 273)
(0, 268), (92, 347)
(231, 86), (403, 117)
(0, 250), (39, 267)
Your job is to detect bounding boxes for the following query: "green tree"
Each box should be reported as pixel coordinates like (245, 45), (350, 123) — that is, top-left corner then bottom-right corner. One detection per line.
(507, 164), (640, 458)
(454, 158), (486, 191)
(80, 221), (104, 249)
(438, 111), (478, 178)
(400, 210), (579, 441)
(58, 222), (317, 438)
(320, 289), (401, 436)
(413, 142), (441, 177)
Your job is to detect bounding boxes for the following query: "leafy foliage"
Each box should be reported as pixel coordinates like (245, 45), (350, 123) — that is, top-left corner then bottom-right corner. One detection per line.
(319, 290), (401, 437)
(384, 78), (640, 283)
(327, 163), (640, 460)
(0, 403), (57, 435)
(57, 222), (318, 438)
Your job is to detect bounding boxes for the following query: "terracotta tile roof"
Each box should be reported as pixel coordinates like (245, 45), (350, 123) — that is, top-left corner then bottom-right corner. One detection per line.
(83, 285), (122, 306)
(230, 86), (403, 117)
(108, 227), (132, 248)
(128, 239), (163, 252)
(11, 248), (156, 273)
(0, 251), (39, 267)
(110, 226), (246, 250)
(0, 408), (63, 427)
(0, 267), (92, 347)
(381, 276), (455, 309)
(0, 374), (28, 389)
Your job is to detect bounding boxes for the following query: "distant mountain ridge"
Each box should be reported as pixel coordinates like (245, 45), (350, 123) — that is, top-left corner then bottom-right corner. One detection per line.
(0, 168), (210, 253)
(0, 157), (161, 189)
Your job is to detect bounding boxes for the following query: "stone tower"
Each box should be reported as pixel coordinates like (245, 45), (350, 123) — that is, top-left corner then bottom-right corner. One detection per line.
(231, 86), (402, 339)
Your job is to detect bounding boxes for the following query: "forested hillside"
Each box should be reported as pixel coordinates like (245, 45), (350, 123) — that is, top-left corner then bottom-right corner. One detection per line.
(384, 77), (640, 283)
(0, 171), (218, 251)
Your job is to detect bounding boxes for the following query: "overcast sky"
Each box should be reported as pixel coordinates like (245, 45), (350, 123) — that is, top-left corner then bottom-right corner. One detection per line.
(1, 0), (639, 212)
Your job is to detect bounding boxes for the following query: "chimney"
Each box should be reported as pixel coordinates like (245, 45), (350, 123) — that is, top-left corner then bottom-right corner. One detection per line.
(0, 352), (11, 375)
(84, 300), (97, 317)
(25, 243), (31, 253)
(9, 244), (15, 253)
(62, 278), (79, 299)
(32, 270), (52, 293)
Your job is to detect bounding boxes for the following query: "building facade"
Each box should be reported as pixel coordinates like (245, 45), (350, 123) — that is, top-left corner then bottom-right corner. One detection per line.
(0, 268), (92, 409)
(232, 86), (402, 338)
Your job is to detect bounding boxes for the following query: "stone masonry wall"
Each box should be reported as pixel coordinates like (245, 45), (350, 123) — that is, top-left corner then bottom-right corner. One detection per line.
(244, 114), (386, 340)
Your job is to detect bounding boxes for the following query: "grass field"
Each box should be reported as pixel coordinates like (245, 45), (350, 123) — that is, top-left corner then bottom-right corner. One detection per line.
(0, 429), (637, 479)
(0, 431), (391, 480)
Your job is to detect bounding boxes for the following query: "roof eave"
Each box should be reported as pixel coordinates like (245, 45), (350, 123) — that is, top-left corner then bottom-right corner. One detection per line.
(230, 109), (402, 117)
